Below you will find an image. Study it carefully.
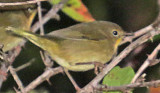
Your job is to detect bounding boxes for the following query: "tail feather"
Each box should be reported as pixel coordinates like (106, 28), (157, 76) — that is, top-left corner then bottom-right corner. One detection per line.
(6, 27), (48, 49)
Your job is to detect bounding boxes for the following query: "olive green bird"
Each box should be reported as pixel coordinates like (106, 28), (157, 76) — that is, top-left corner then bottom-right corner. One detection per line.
(7, 21), (125, 71)
(0, 0), (36, 52)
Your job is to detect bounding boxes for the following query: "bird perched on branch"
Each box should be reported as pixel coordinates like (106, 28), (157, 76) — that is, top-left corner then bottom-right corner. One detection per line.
(7, 21), (127, 71)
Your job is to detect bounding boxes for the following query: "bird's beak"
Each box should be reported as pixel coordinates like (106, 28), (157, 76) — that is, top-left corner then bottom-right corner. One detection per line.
(123, 32), (134, 37)
(120, 32), (134, 41)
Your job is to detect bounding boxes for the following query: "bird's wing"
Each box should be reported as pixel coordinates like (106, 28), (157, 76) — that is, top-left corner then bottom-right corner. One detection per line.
(47, 22), (109, 41)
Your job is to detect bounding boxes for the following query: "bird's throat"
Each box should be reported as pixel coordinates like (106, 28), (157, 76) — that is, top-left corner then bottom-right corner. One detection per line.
(114, 38), (122, 53)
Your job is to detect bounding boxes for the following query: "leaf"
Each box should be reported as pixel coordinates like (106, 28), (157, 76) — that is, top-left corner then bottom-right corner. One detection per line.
(149, 87), (160, 93)
(102, 66), (135, 93)
(151, 34), (160, 42)
(49, 0), (95, 22)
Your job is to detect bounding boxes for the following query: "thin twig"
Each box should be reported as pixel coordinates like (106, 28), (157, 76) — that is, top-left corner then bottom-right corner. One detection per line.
(24, 67), (63, 93)
(121, 24), (153, 44)
(97, 79), (160, 92)
(9, 66), (25, 93)
(40, 51), (54, 85)
(0, 0), (48, 6)
(15, 59), (35, 72)
(131, 44), (160, 83)
(36, 0), (44, 35)
(31, 0), (68, 32)
(40, 51), (53, 68)
(64, 69), (80, 91)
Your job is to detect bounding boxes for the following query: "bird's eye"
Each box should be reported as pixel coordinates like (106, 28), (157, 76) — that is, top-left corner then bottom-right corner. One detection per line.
(112, 31), (118, 36)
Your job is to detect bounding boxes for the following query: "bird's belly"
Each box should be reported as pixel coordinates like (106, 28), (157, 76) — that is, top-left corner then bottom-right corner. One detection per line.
(49, 39), (115, 71)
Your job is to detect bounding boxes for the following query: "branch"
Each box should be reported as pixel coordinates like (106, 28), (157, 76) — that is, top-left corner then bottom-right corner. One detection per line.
(121, 25), (153, 44)
(0, 0), (48, 6)
(24, 67), (63, 93)
(40, 51), (53, 68)
(131, 44), (160, 83)
(9, 66), (25, 93)
(14, 59), (35, 72)
(31, 0), (68, 32)
(36, 0), (44, 35)
(97, 79), (160, 92)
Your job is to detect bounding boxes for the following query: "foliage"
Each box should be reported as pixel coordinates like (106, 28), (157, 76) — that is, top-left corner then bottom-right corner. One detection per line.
(103, 66), (135, 93)
(49, 0), (95, 22)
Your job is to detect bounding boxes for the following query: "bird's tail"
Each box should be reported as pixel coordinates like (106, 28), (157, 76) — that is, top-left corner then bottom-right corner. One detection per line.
(6, 27), (56, 51)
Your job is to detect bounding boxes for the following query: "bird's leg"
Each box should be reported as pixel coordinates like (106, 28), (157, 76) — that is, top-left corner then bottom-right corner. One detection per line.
(63, 68), (81, 91)
(76, 62), (105, 75)
(93, 62), (105, 75)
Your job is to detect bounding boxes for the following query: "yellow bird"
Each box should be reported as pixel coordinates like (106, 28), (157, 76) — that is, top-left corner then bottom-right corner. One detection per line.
(7, 21), (125, 71)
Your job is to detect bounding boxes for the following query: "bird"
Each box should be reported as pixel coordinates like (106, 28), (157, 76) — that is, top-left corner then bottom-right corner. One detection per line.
(6, 21), (126, 71)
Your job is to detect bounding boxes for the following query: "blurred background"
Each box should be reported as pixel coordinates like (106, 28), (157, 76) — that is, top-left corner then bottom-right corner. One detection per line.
(1, 0), (160, 93)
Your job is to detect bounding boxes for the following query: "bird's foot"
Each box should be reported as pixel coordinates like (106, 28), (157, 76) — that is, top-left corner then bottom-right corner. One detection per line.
(76, 62), (105, 75)
(93, 62), (105, 75)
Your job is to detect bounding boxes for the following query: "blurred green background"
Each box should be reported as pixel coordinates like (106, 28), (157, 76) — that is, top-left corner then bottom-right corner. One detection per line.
(1, 0), (160, 93)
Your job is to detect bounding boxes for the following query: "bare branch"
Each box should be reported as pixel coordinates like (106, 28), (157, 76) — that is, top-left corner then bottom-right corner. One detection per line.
(97, 79), (160, 92)
(64, 69), (80, 91)
(31, 0), (68, 32)
(121, 25), (153, 44)
(15, 59), (35, 72)
(24, 67), (63, 93)
(131, 44), (160, 83)
(0, 0), (48, 7)
(40, 51), (53, 68)
(36, 0), (44, 35)
(0, 0), (48, 6)
(9, 66), (25, 93)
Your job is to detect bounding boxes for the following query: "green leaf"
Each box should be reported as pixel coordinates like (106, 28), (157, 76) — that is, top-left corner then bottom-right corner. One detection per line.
(151, 34), (160, 42)
(102, 66), (135, 93)
(49, 0), (95, 22)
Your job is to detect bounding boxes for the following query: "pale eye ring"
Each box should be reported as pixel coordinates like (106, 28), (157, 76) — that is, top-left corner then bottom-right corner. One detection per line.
(112, 31), (118, 36)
